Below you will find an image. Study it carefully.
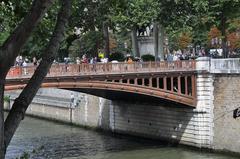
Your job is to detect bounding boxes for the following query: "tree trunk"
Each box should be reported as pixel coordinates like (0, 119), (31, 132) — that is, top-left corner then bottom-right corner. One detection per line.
(158, 25), (165, 61)
(0, 0), (55, 76)
(153, 22), (159, 61)
(103, 21), (110, 58)
(131, 27), (140, 57)
(221, 14), (227, 58)
(0, 0), (55, 157)
(89, 27), (98, 58)
(4, 0), (72, 152)
(0, 79), (5, 159)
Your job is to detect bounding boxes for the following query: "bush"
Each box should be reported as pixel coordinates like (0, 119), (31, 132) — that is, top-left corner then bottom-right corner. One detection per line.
(109, 52), (125, 62)
(4, 96), (10, 102)
(141, 54), (155, 62)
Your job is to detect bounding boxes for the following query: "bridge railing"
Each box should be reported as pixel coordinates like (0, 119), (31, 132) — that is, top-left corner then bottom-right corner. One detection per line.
(210, 58), (240, 73)
(7, 60), (196, 78)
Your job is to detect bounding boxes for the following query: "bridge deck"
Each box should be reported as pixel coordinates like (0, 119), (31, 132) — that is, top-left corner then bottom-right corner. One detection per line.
(6, 61), (197, 107)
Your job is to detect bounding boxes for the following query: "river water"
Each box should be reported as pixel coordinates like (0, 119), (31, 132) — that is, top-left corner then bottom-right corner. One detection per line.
(5, 115), (238, 159)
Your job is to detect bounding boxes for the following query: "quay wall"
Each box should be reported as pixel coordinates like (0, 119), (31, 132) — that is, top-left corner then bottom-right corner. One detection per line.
(5, 71), (240, 155)
(212, 75), (240, 153)
(6, 84), (213, 149)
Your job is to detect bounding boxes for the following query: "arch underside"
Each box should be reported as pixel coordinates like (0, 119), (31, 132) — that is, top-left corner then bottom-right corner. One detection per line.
(5, 81), (195, 107)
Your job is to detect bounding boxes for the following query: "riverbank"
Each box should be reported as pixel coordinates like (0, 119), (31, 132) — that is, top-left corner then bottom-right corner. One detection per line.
(4, 110), (240, 159)
(4, 88), (240, 156)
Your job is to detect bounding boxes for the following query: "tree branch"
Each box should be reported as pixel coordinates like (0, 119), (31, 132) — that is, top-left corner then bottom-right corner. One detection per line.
(0, 0), (54, 76)
(4, 0), (72, 149)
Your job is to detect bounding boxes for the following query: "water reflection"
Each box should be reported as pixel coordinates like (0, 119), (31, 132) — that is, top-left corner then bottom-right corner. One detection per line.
(5, 114), (238, 159)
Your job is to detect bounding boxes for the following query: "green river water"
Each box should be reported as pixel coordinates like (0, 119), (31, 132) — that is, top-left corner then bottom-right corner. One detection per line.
(5, 114), (239, 159)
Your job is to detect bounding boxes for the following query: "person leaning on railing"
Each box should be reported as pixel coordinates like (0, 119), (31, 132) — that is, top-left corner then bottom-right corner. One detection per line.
(127, 57), (133, 71)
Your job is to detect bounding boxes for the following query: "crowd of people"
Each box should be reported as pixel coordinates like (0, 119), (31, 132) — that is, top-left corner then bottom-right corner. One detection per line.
(14, 50), (206, 69)
(15, 55), (39, 67)
(66, 54), (108, 65)
(165, 49), (206, 62)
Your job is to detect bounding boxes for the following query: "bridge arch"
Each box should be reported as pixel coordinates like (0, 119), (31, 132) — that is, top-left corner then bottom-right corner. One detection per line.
(5, 75), (196, 107)
(6, 62), (197, 107)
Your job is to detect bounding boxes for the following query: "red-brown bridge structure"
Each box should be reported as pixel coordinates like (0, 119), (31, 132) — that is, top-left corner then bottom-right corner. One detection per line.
(5, 61), (197, 107)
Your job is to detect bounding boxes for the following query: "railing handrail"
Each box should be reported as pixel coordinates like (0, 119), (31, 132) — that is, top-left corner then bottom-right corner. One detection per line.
(7, 61), (196, 78)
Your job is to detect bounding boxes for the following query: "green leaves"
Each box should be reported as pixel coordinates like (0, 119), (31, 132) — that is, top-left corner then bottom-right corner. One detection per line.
(110, 0), (159, 30)
(1, 0), (239, 59)
(68, 31), (103, 58)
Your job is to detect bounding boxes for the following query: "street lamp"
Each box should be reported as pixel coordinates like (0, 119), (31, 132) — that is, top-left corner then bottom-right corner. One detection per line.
(211, 37), (222, 57)
(211, 37), (231, 58)
(164, 37), (169, 56)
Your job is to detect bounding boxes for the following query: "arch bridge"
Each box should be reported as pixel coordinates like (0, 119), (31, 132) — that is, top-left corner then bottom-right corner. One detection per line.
(6, 61), (197, 107)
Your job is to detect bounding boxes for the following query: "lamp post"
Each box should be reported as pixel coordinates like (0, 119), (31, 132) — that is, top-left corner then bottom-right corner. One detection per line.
(211, 37), (222, 57)
(227, 41), (231, 57)
(164, 37), (169, 59)
(211, 37), (231, 58)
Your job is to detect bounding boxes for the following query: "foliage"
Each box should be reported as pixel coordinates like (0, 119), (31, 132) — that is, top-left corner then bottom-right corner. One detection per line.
(227, 18), (240, 50)
(0, 1), (15, 45)
(109, 35), (117, 51)
(208, 26), (222, 39)
(111, 30), (132, 54)
(207, 0), (240, 25)
(1, 0), (239, 60)
(228, 18), (240, 33)
(207, 26), (222, 48)
(159, 0), (240, 51)
(227, 32), (240, 50)
(68, 31), (103, 58)
(70, 0), (113, 32)
(178, 32), (192, 50)
(0, 0), (60, 58)
(3, 96), (10, 102)
(167, 28), (193, 51)
(21, 1), (60, 58)
(141, 54), (155, 62)
(109, 52), (125, 62)
(110, 0), (159, 30)
(19, 151), (30, 159)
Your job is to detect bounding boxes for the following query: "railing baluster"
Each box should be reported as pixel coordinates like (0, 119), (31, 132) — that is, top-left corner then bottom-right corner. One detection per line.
(7, 60), (199, 78)
(178, 76), (181, 95)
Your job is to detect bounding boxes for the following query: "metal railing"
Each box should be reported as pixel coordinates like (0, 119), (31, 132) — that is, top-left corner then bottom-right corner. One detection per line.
(7, 61), (196, 78)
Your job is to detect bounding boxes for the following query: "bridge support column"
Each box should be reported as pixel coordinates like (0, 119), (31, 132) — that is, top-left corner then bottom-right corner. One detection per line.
(149, 77), (152, 87)
(191, 75), (196, 101)
(185, 76), (188, 96)
(163, 77), (167, 90)
(177, 76), (181, 94)
(134, 78), (137, 85)
(193, 74), (214, 148)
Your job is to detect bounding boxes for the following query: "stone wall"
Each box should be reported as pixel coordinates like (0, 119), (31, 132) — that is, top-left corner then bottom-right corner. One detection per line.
(195, 74), (214, 148)
(6, 76), (240, 154)
(138, 37), (154, 56)
(109, 74), (214, 148)
(7, 87), (213, 148)
(7, 89), (111, 130)
(212, 75), (240, 153)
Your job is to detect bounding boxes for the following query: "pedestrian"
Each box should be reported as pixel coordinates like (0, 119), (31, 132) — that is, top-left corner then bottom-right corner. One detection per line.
(127, 57), (133, 64)
(33, 57), (37, 66)
(64, 57), (69, 72)
(76, 57), (80, 64)
(22, 60), (28, 75)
